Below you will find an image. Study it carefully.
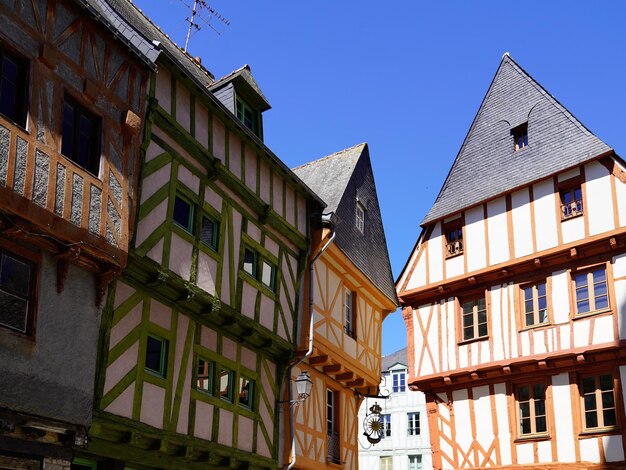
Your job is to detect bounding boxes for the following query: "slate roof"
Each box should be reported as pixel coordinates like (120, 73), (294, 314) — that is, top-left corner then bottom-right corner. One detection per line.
(382, 347), (407, 371)
(422, 54), (613, 226)
(209, 64), (271, 111)
(293, 144), (399, 307)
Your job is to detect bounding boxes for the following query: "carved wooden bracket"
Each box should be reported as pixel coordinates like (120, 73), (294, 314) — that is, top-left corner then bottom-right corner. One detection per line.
(123, 110), (142, 135)
(55, 246), (81, 294)
(94, 267), (121, 307)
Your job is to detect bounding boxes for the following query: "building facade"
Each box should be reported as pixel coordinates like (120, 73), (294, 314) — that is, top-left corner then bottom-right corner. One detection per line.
(358, 348), (432, 470)
(0, 0), (152, 467)
(64, 1), (325, 469)
(397, 55), (626, 469)
(289, 144), (398, 469)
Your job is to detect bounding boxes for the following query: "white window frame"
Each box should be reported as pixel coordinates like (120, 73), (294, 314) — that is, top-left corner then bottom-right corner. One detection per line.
(356, 202), (365, 234)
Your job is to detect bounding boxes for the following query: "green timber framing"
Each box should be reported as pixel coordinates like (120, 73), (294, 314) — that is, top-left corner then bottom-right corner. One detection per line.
(85, 52), (324, 470)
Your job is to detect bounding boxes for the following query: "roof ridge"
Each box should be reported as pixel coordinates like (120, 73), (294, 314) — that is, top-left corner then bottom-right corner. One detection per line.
(120, 0), (215, 82)
(292, 142), (366, 171)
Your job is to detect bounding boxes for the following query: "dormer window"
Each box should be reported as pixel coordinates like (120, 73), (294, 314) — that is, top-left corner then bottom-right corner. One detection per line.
(236, 97), (259, 136)
(512, 123), (528, 151)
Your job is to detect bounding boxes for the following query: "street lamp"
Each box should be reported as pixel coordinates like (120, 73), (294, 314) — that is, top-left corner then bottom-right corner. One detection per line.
(295, 371), (313, 401)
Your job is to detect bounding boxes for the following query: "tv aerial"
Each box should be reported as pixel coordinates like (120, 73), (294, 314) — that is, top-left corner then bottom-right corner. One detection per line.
(177, 0), (230, 52)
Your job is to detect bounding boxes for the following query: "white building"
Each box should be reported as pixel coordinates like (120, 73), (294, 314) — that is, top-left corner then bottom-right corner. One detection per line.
(358, 348), (432, 470)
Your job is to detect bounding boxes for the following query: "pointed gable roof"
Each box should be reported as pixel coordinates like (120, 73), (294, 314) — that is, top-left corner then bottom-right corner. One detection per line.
(209, 64), (271, 112)
(293, 144), (399, 307)
(421, 54), (612, 225)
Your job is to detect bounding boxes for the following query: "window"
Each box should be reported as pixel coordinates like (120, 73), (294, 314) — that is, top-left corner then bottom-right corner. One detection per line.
(512, 123), (528, 151)
(61, 95), (101, 175)
(0, 250), (35, 335)
(461, 296), (488, 341)
(516, 383), (547, 436)
(392, 370), (406, 393)
(580, 374), (617, 431)
(356, 202), (365, 234)
(380, 414), (391, 437)
(380, 456), (393, 470)
(574, 267), (609, 316)
(200, 215), (219, 251)
(145, 335), (167, 377)
(236, 97), (259, 136)
(408, 412), (420, 436)
(71, 459), (98, 470)
(173, 195), (194, 233)
(219, 367), (234, 402)
(0, 46), (27, 127)
(238, 376), (254, 408)
(243, 247), (276, 292)
(344, 288), (356, 338)
(522, 281), (548, 328)
(196, 357), (213, 393)
(444, 220), (463, 258)
(327, 389), (340, 464)
(560, 185), (583, 220)
(408, 455), (423, 470)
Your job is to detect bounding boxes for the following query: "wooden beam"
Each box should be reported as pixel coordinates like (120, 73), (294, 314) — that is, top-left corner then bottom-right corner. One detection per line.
(335, 372), (354, 381)
(347, 378), (365, 387)
(309, 354), (329, 366)
(322, 364), (342, 374)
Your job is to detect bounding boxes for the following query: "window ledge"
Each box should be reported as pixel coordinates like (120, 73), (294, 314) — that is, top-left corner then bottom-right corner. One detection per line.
(458, 336), (489, 346)
(519, 322), (551, 333)
(579, 427), (620, 438)
(573, 308), (612, 321)
(445, 251), (463, 260)
(514, 434), (550, 443)
(560, 212), (584, 222)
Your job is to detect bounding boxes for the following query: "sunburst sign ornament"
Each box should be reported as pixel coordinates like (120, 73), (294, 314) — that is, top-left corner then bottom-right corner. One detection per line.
(363, 402), (384, 444)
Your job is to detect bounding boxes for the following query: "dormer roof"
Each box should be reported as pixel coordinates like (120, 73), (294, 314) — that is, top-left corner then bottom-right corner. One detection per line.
(421, 54), (613, 226)
(209, 64), (271, 112)
(382, 347), (408, 371)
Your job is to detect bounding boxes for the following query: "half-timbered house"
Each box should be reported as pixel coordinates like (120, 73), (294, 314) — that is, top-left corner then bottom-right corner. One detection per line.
(290, 143), (398, 469)
(0, 0), (154, 468)
(74, 2), (324, 469)
(397, 54), (626, 469)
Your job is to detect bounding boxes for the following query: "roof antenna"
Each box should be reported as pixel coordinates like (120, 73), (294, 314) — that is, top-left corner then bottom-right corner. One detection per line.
(180, 0), (230, 52)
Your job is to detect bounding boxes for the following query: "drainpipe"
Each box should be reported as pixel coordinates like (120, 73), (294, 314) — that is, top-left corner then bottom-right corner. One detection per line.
(284, 214), (335, 470)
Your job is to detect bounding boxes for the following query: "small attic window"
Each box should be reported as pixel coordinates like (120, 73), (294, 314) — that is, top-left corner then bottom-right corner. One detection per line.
(355, 202), (365, 234)
(512, 123), (528, 151)
(236, 97), (259, 137)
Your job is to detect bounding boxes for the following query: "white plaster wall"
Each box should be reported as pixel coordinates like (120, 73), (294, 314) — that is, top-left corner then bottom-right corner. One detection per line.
(428, 222), (444, 283)
(615, 175), (626, 227)
(511, 188), (533, 258)
(451, 389), (472, 455)
(533, 179), (559, 252)
(561, 216), (585, 244)
(585, 161), (615, 236)
(491, 285), (504, 361)
(473, 385), (494, 452)
(551, 270), (570, 324)
(155, 68), (171, 113)
(465, 206), (487, 272)
(406, 250), (427, 290)
(573, 319), (590, 348)
(592, 315), (614, 345)
(494, 383), (512, 465)
(516, 442), (533, 464)
(487, 197), (509, 265)
(579, 438), (601, 463)
(552, 372), (576, 462)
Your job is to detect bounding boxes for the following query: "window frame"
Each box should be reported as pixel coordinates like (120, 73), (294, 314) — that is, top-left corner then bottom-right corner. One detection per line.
(379, 456), (393, 470)
(218, 366), (234, 403)
(443, 218), (464, 259)
(558, 178), (584, 221)
(61, 93), (102, 176)
(144, 334), (168, 378)
(0, 44), (28, 128)
(408, 455), (422, 470)
(520, 280), (549, 329)
(0, 246), (38, 337)
(355, 201), (365, 234)
(391, 369), (406, 393)
(572, 265), (610, 318)
(459, 295), (488, 342)
(238, 374), (255, 409)
(196, 356), (214, 395)
(200, 214), (219, 251)
(381, 413), (391, 438)
(579, 372), (618, 432)
(235, 96), (260, 136)
(326, 388), (340, 464)
(343, 287), (356, 339)
(515, 381), (549, 438)
(407, 411), (420, 436)
(172, 194), (195, 234)
(242, 245), (277, 293)
(512, 122), (528, 151)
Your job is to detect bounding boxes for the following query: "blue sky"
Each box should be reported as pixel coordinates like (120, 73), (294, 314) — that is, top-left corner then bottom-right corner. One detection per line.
(131, 0), (626, 356)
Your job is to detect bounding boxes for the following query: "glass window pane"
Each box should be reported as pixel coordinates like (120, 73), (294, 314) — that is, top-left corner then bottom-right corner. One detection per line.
(520, 418), (531, 434)
(585, 411), (598, 429)
(462, 301), (474, 314)
(261, 261), (274, 289)
(535, 416), (547, 433)
(0, 253), (31, 296)
(239, 377), (253, 408)
(478, 323), (488, 337)
(595, 296), (608, 310)
(604, 409), (617, 427)
(593, 269), (606, 283)
(600, 375), (614, 391)
(575, 274), (587, 289)
(533, 383), (545, 400)
(574, 188), (582, 200)
(537, 282), (546, 296)
(463, 326), (473, 340)
(219, 368), (232, 401)
(517, 385), (529, 401)
(196, 358), (211, 392)
(584, 394), (597, 411)
(519, 401), (530, 418)
(582, 377), (595, 394)
(173, 197), (193, 232)
(145, 336), (164, 374)
(525, 313), (534, 326)
(477, 297), (486, 310)
(61, 102), (75, 158)
(462, 312), (473, 327)
(201, 217), (217, 249)
(243, 249), (255, 276)
(577, 299), (590, 314)
(601, 390), (614, 409)
(0, 290), (28, 332)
